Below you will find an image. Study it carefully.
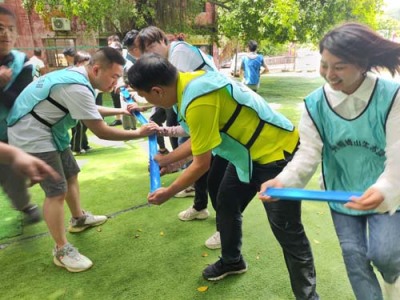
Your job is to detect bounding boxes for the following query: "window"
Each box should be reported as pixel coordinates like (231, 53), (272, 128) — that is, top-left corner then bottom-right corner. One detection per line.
(43, 38), (75, 68)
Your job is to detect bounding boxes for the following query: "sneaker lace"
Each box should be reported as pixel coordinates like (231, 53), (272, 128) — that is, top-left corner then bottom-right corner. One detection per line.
(58, 244), (79, 260)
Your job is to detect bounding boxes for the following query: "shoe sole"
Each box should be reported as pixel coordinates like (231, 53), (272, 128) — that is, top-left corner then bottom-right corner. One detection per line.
(205, 243), (221, 250)
(53, 257), (93, 272)
(178, 214), (209, 221)
(203, 267), (248, 281)
(174, 193), (196, 198)
(68, 218), (107, 233)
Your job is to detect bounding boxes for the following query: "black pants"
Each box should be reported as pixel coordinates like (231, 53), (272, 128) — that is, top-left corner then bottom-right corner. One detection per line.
(111, 91), (121, 108)
(207, 156), (318, 300)
(70, 121), (88, 152)
(165, 108), (178, 150)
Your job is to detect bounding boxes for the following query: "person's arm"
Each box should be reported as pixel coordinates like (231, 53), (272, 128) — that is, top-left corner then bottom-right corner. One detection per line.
(83, 119), (154, 140)
(0, 63), (33, 108)
(148, 150), (212, 205)
(260, 56), (269, 74)
(97, 105), (131, 117)
(0, 142), (59, 184)
(154, 138), (192, 166)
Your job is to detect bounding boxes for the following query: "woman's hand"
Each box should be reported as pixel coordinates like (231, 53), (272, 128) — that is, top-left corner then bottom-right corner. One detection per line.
(345, 187), (384, 210)
(258, 178), (284, 203)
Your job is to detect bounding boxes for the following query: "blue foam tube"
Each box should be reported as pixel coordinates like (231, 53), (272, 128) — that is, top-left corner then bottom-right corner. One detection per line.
(265, 188), (362, 203)
(120, 87), (161, 192)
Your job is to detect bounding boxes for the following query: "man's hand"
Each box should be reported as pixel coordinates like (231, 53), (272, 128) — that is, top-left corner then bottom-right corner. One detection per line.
(136, 124), (157, 136)
(0, 66), (12, 88)
(147, 187), (174, 205)
(258, 178), (284, 203)
(345, 187), (384, 210)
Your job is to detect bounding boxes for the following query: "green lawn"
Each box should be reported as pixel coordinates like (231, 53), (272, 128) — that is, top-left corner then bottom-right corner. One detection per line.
(0, 74), (356, 299)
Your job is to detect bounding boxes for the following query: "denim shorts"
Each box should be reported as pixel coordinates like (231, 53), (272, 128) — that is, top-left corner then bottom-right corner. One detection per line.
(31, 149), (80, 197)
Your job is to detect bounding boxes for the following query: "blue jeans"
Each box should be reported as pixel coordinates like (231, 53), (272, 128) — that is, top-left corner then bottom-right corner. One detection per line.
(331, 210), (400, 300)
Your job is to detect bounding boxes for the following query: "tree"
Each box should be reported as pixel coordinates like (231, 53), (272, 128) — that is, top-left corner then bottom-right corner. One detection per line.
(22, 0), (211, 37)
(216, 0), (385, 44)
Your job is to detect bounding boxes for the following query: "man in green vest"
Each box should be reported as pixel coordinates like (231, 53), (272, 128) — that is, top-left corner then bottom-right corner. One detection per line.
(7, 47), (154, 273)
(128, 53), (319, 299)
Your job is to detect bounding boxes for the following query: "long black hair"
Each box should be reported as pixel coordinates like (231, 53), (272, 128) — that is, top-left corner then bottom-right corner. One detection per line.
(320, 22), (400, 76)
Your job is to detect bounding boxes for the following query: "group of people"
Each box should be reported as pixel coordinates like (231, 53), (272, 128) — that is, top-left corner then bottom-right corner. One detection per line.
(1, 3), (400, 298)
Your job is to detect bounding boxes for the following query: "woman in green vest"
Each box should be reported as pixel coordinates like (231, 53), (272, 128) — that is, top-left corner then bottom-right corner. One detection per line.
(260, 22), (400, 300)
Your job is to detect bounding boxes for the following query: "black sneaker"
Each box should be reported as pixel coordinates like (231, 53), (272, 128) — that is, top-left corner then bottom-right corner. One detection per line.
(21, 204), (41, 225)
(108, 120), (122, 126)
(202, 256), (248, 281)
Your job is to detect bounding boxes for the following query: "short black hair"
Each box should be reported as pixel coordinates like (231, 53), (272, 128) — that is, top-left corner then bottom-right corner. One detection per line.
(122, 29), (139, 49)
(0, 6), (16, 21)
(63, 47), (76, 57)
(109, 41), (123, 52)
(248, 40), (258, 52)
(128, 53), (178, 92)
(90, 47), (126, 68)
(33, 48), (42, 56)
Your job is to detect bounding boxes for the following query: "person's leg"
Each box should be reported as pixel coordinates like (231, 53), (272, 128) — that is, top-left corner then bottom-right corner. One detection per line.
(150, 107), (167, 151)
(109, 91), (122, 126)
(368, 212), (400, 299)
(331, 211), (382, 300)
(33, 150), (93, 272)
(202, 162), (255, 280)
(165, 108), (178, 149)
(192, 171), (209, 211)
(95, 93), (103, 106)
(215, 163), (256, 262)
(70, 121), (86, 153)
(80, 122), (89, 150)
(43, 193), (68, 247)
(265, 200), (318, 299)
(58, 149), (107, 233)
(255, 161), (318, 299)
(0, 163), (40, 224)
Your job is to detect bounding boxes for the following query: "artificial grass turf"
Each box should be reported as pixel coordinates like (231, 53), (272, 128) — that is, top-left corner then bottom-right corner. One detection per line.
(0, 75), (355, 299)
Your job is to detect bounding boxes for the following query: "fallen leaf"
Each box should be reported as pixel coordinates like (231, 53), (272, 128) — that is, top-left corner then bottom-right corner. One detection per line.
(134, 234), (140, 238)
(160, 231), (164, 236)
(256, 255), (260, 260)
(313, 239), (320, 244)
(137, 229), (142, 232)
(201, 252), (208, 257)
(197, 286), (208, 292)
(96, 227), (102, 232)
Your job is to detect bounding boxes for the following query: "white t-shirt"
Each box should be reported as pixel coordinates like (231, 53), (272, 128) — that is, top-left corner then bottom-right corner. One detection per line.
(28, 56), (45, 79)
(8, 67), (102, 153)
(168, 43), (216, 71)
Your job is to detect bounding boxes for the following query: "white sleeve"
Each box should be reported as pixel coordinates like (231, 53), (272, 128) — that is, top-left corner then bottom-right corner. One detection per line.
(372, 92), (400, 214)
(53, 84), (102, 120)
(169, 44), (204, 71)
(276, 106), (323, 187)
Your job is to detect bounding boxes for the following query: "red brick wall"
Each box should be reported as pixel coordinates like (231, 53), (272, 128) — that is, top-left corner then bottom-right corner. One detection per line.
(2, 0), (48, 56)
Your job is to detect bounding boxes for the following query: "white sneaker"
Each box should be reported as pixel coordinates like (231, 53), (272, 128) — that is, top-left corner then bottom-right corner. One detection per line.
(178, 206), (209, 221)
(68, 211), (108, 233)
(174, 186), (196, 198)
(384, 277), (400, 300)
(53, 243), (93, 272)
(205, 231), (221, 250)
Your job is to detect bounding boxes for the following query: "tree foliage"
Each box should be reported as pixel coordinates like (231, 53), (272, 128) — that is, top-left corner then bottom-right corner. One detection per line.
(22, 0), (210, 37)
(217, 0), (384, 44)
